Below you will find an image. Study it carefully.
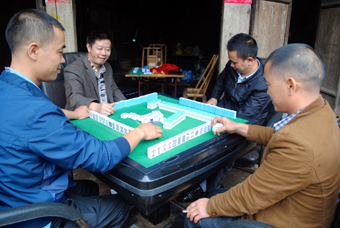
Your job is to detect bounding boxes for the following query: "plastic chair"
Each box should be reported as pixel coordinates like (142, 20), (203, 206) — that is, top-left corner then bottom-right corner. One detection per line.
(183, 54), (219, 102)
(0, 202), (89, 228)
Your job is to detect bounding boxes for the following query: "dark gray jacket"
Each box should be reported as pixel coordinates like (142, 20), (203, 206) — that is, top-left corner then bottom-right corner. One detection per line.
(211, 59), (270, 124)
(64, 54), (125, 111)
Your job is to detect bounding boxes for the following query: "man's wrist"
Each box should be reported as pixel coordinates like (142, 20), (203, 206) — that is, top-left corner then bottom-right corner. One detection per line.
(89, 102), (98, 111)
(134, 126), (146, 140)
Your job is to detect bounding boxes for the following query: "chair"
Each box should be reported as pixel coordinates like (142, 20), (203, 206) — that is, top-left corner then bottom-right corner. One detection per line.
(235, 101), (283, 167)
(149, 44), (167, 64)
(183, 54), (219, 103)
(331, 198), (340, 228)
(40, 52), (87, 108)
(0, 202), (89, 228)
(142, 47), (163, 68)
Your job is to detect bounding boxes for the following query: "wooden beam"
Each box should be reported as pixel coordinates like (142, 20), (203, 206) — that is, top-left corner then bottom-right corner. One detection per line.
(45, 0), (77, 52)
(36, 0), (45, 11)
(219, 2), (251, 73)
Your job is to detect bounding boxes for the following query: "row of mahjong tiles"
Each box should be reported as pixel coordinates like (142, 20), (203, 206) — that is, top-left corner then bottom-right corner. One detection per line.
(89, 93), (238, 159)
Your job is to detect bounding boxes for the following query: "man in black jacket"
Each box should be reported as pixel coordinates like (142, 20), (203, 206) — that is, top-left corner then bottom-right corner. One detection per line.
(207, 33), (270, 124)
(177, 33), (270, 203)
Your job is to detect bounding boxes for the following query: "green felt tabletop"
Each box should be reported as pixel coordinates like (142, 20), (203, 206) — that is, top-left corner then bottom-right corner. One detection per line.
(71, 95), (248, 168)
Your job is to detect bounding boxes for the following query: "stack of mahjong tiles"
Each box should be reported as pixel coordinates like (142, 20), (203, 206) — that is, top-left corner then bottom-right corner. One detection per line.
(147, 121), (212, 159)
(178, 97), (236, 119)
(162, 111), (186, 129)
(147, 99), (161, 109)
(89, 110), (133, 135)
(120, 110), (165, 124)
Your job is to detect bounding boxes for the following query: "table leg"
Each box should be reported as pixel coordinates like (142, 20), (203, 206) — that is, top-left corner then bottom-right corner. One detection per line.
(174, 79), (177, 97)
(141, 202), (170, 225)
(138, 78), (141, 96)
(161, 82), (165, 94)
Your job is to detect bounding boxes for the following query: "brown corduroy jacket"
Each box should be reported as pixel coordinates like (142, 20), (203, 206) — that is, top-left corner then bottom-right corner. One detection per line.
(207, 96), (340, 228)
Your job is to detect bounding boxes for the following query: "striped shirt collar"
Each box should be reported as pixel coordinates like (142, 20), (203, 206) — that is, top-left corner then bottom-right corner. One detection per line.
(88, 58), (106, 79)
(273, 108), (304, 132)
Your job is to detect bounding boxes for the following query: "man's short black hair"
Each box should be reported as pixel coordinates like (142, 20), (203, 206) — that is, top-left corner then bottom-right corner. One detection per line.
(86, 30), (112, 47)
(227, 33), (258, 60)
(267, 43), (325, 90)
(5, 8), (65, 53)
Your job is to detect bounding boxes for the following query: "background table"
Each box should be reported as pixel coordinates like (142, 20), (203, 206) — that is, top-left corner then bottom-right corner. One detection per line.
(71, 94), (257, 224)
(125, 68), (183, 97)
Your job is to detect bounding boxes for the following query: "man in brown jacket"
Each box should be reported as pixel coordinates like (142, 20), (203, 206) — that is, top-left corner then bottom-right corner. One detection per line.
(184, 43), (340, 228)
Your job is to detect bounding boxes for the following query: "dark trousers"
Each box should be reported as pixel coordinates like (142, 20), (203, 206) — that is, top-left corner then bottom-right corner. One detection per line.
(207, 163), (234, 193)
(51, 180), (129, 228)
(184, 188), (241, 228)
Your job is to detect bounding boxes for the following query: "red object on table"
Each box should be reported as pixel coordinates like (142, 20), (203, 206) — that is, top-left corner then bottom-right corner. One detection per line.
(150, 64), (179, 75)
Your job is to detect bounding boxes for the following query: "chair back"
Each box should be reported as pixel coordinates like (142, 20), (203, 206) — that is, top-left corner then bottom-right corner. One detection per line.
(40, 52), (87, 108)
(183, 54), (219, 102)
(331, 199), (340, 228)
(149, 44), (167, 64)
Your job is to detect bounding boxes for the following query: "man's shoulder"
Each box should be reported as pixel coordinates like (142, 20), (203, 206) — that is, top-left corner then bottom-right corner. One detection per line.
(64, 55), (87, 72)
(279, 101), (338, 140)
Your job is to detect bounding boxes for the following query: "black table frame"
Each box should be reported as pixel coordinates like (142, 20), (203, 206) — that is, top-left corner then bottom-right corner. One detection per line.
(93, 127), (257, 224)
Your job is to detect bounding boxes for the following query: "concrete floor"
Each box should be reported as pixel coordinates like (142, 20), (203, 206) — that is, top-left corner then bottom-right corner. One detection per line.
(72, 166), (255, 228)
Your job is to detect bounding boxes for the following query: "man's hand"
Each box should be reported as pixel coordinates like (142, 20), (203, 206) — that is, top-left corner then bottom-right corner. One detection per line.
(211, 116), (249, 137)
(62, 106), (89, 120)
(123, 123), (163, 152)
(186, 198), (210, 223)
(206, 98), (218, 106)
(135, 123), (163, 140)
(72, 106), (90, 120)
(89, 102), (115, 116)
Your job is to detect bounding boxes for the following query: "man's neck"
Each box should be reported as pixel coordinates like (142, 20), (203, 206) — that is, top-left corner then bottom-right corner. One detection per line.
(88, 54), (101, 71)
(287, 93), (320, 115)
(10, 58), (40, 86)
(240, 59), (259, 77)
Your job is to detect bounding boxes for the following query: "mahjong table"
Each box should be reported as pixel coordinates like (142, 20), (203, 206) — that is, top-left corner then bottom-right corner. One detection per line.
(71, 94), (257, 224)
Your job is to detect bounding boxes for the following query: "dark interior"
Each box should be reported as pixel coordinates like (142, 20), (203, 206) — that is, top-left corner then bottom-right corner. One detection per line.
(0, 0), (321, 98)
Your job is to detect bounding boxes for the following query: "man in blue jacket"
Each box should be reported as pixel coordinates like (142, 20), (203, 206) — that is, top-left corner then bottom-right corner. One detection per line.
(178, 33), (270, 203)
(0, 9), (162, 228)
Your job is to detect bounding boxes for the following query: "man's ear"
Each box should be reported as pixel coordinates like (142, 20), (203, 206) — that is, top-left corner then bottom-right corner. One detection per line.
(27, 42), (39, 61)
(287, 77), (298, 96)
(86, 43), (91, 52)
(247, 57), (254, 66)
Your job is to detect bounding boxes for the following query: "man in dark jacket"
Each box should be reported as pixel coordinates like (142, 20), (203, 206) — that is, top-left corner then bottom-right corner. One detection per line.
(207, 33), (270, 124)
(178, 33), (270, 203)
